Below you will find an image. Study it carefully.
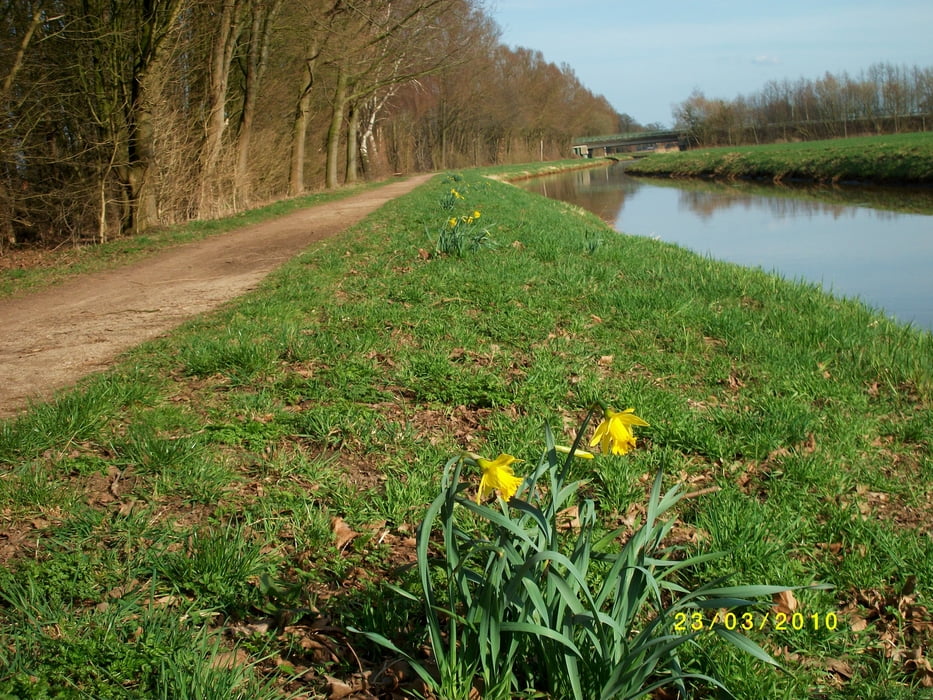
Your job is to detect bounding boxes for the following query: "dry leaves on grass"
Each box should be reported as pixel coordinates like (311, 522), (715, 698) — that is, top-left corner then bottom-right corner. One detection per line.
(406, 403), (496, 447)
(836, 480), (933, 536)
(778, 646), (854, 689)
(774, 589), (853, 688)
(267, 620), (436, 700)
(331, 659), (441, 700)
(556, 505), (582, 532)
(734, 435), (817, 498)
(841, 578), (933, 687)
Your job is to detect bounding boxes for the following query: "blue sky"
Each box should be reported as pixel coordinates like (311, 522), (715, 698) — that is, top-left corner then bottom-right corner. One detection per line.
(488, 0), (933, 127)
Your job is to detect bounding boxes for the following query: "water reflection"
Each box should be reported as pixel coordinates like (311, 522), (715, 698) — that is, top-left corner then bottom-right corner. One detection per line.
(518, 164), (933, 331)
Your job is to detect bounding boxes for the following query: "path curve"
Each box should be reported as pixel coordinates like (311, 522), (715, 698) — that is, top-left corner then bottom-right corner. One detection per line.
(0, 174), (434, 418)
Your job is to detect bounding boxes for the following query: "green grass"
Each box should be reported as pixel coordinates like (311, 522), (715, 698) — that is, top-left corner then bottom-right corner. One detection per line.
(0, 167), (932, 697)
(625, 131), (933, 184)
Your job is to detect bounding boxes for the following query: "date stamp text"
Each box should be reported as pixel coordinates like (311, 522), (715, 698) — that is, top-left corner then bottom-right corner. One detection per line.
(673, 610), (840, 633)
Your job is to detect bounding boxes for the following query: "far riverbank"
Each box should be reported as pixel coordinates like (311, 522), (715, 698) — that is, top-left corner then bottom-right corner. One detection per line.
(622, 132), (933, 185)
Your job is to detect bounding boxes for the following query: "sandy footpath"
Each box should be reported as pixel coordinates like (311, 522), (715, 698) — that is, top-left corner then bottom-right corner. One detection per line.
(0, 174), (434, 418)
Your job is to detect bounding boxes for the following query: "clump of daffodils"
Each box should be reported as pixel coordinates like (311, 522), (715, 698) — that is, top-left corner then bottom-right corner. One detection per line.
(471, 403), (647, 503)
(359, 401), (799, 700)
(446, 210), (481, 229)
(434, 204), (490, 256)
(439, 187), (466, 210)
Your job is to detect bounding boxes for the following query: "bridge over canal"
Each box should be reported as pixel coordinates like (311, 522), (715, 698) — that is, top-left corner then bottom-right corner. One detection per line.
(571, 130), (686, 157)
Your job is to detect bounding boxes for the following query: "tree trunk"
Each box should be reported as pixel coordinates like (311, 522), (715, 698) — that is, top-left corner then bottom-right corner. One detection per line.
(325, 65), (348, 189)
(235, 0), (282, 205)
(1, 8), (44, 249)
(345, 101), (358, 183)
(289, 88), (312, 195)
(288, 43), (320, 196)
(125, 73), (159, 234)
(359, 103), (375, 176)
(199, 0), (242, 216)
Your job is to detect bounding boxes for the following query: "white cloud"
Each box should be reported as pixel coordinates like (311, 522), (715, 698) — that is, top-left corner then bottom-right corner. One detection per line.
(752, 55), (782, 66)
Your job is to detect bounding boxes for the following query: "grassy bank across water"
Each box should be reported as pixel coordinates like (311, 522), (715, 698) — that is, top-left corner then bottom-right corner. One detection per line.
(625, 132), (933, 185)
(0, 169), (932, 697)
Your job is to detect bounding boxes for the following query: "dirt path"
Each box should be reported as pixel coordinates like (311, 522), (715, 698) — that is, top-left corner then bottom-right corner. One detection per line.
(0, 174), (434, 418)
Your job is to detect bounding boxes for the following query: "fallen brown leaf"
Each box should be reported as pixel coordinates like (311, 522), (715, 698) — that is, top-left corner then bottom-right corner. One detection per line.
(211, 649), (250, 670)
(557, 506), (582, 532)
(848, 614), (868, 632)
(772, 589), (798, 616)
(325, 675), (357, 700)
(823, 657), (854, 679)
(332, 517), (358, 552)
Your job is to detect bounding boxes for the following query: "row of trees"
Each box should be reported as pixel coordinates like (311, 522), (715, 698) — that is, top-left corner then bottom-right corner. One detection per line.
(1, 1), (620, 249)
(674, 63), (933, 147)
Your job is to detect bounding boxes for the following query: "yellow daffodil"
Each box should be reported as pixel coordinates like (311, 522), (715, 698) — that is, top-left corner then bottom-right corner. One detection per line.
(590, 407), (649, 455)
(450, 188), (464, 199)
(472, 210), (481, 219)
(476, 453), (523, 503)
(448, 217), (458, 228)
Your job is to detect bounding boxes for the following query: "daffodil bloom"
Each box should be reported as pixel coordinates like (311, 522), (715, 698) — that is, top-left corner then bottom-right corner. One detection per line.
(448, 217), (458, 228)
(472, 210), (481, 219)
(590, 407), (649, 455)
(555, 445), (594, 459)
(476, 453), (523, 503)
(450, 188), (464, 199)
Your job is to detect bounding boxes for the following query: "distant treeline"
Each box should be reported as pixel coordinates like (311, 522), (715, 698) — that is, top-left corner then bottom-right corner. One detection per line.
(0, 1), (619, 249)
(674, 63), (933, 147)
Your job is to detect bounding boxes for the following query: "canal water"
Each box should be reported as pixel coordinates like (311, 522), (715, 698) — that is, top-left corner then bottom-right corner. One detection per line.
(516, 163), (933, 332)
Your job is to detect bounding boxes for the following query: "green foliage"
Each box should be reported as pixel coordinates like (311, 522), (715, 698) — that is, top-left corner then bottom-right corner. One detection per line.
(178, 329), (279, 381)
(152, 525), (275, 615)
(0, 594), (277, 699)
(357, 411), (814, 699)
(116, 425), (204, 472)
(0, 374), (146, 462)
(432, 214), (492, 257)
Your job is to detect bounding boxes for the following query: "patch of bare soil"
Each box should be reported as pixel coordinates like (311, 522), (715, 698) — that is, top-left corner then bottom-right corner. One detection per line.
(0, 175), (433, 419)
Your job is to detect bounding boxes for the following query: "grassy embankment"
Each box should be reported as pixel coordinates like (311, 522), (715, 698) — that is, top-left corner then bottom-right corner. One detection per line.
(1, 168), (932, 697)
(625, 132), (933, 185)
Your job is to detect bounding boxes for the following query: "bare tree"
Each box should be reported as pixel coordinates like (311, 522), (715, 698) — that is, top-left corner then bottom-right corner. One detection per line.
(317, 0), (475, 188)
(673, 62), (933, 146)
(0, 3), (46, 251)
(233, 0), (284, 204)
(287, 36), (322, 195)
(197, 0), (246, 216)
